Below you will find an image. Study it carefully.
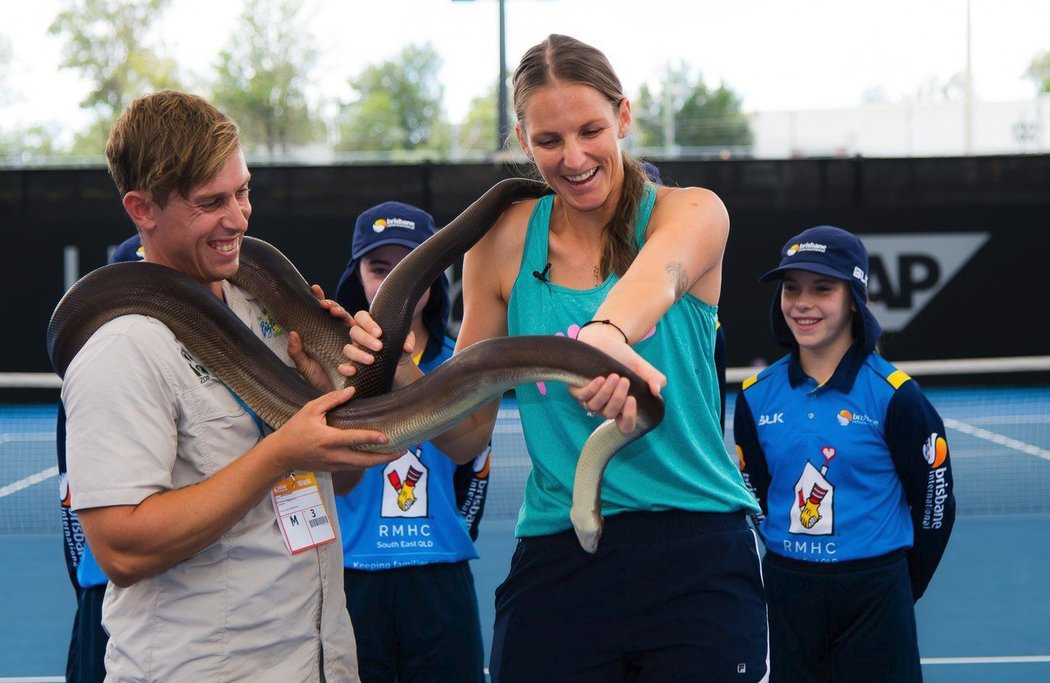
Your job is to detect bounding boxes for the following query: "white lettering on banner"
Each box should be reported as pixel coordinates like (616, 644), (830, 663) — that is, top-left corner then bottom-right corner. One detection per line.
(862, 233), (989, 333)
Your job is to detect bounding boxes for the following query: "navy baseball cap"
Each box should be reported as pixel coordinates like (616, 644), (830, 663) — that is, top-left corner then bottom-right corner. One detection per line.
(760, 225), (870, 286)
(333, 201), (451, 361)
(110, 233), (144, 263)
(349, 201), (436, 260)
(761, 225), (882, 352)
(641, 161), (662, 184)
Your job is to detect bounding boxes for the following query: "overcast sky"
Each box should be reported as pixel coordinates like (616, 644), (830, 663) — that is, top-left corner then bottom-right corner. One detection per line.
(2, 0), (1047, 136)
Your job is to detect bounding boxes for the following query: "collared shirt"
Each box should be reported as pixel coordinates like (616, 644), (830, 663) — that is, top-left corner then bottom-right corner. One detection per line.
(734, 344), (955, 599)
(64, 281), (358, 682)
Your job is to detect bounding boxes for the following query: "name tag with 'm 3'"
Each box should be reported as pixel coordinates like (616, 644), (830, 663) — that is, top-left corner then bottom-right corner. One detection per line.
(271, 472), (336, 554)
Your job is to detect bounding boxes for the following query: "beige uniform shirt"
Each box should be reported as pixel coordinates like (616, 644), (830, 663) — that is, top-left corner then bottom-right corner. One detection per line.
(65, 281), (358, 682)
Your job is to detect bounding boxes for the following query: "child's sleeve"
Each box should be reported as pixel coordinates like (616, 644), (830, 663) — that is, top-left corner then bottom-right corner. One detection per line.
(453, 444), (492, 541)
(885, 381), (956, 601)
(733, 390), (770, 523)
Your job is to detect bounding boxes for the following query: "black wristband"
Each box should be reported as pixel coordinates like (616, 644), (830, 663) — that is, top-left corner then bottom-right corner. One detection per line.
(580, 319), (629, 345)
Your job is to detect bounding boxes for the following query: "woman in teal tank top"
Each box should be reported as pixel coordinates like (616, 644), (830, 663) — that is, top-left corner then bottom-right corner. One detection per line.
(349, 33), (769, 683)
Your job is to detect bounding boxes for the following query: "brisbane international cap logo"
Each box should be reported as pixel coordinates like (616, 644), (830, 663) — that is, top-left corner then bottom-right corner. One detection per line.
(372, 217), (416, 234)
(786, 242), (827, 257)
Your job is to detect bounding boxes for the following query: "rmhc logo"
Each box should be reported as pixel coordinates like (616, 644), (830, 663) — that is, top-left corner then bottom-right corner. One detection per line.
(860, 233), (989, 333)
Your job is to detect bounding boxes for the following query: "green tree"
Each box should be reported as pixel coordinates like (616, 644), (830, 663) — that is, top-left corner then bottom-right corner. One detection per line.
(1, 124), (65, 159)
(335, 43), (449, 155)
(457, 84), (499, 155)
(211, 0), (323, 157)
(1025, 51), (1050, 93)
(49, 0), (181, 156)
(633, 63), (752, 152)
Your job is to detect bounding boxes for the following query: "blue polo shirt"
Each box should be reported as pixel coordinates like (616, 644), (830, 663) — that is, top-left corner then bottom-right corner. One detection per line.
(734, 345), (955, 599)
(335, 335), (485, 569)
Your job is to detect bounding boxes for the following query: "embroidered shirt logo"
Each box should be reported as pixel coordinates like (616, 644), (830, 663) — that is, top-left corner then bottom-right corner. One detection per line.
(381, 449), (428, 518)
(836, 409), (879, 427)
(257, 310), (284, 339)
(758, 412), (784, 426)
(789, 446), (837, 536)
(180, 347), (212, 383)
(923, 432), (948, 468)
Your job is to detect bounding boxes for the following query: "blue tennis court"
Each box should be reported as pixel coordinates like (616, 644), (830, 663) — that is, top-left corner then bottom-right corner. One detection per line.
(2, 387), (1049, 681)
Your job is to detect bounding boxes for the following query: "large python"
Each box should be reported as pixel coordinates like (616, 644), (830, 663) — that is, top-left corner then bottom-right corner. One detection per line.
(47, 178), (665, 553)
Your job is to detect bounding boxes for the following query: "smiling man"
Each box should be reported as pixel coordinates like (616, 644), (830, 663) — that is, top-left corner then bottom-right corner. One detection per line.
(61, 90), (394, 682)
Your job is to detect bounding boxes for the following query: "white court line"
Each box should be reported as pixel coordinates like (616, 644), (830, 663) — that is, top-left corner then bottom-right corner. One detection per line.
(921, 655), (1050, 665)
(0, 433), (54, 445)
(954, 414), (1050, 426)
(944, 417), (1050, 461)
(0, 466), (58, 498)
(0, 433), (57, 498)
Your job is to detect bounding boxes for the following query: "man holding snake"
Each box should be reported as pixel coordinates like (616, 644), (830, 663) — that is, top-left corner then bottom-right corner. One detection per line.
(61, 90), (394, 681)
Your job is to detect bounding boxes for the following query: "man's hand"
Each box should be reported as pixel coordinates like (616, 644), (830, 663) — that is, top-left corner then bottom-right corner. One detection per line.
(270, 387), (397, 473)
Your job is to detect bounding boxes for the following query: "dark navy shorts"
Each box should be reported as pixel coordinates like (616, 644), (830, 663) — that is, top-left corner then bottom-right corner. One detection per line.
(763, 549), (921, 683)
(66, 584), (108, 683)
(344, 561), (485, 683)
(489, 510), (769, 682)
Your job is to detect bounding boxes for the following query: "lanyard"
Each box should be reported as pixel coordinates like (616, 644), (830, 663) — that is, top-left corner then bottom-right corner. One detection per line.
(226, 388), (268, 438)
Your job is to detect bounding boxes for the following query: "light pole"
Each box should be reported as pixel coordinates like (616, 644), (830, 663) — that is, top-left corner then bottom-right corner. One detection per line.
(496, 0), (508, 151)
(453, 0), (510, 152)
(963, 0), (973, 155)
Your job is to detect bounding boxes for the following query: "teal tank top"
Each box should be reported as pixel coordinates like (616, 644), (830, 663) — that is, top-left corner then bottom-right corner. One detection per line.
(507, 184), (760, 537)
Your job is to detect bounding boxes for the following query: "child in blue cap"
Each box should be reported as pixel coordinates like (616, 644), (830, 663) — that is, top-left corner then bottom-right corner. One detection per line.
(333, 201), (489, 683)
(734, 225), (956, 682)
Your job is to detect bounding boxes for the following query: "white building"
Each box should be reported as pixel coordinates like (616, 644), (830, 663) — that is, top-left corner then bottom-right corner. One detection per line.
(750, 95), (1049, 158)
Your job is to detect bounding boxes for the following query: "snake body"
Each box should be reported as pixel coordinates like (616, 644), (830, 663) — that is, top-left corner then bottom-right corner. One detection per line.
(47, 178), (664, 553)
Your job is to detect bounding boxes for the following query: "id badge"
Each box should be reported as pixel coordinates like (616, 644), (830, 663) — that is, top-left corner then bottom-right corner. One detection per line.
(271, 472), (336, 554)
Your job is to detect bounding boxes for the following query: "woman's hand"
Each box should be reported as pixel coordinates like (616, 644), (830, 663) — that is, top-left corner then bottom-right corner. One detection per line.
(287, 284), (355, 392)
(571, 322), (666, 434)
(347, 310), (420, 388)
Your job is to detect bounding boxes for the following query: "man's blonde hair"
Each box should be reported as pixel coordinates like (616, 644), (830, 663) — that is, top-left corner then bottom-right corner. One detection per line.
(106, 90), (241, 206)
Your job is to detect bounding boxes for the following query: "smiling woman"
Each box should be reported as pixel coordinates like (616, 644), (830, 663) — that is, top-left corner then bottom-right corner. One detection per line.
(343, 32), (770, 682)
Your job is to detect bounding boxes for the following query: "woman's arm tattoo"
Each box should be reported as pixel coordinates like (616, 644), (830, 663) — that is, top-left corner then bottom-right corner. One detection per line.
(666, 261), (689, 299)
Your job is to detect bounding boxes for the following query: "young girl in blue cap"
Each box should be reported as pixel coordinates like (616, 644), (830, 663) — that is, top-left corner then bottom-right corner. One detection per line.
(333, 201), (490, 683)
(734, 225), (957, 682)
